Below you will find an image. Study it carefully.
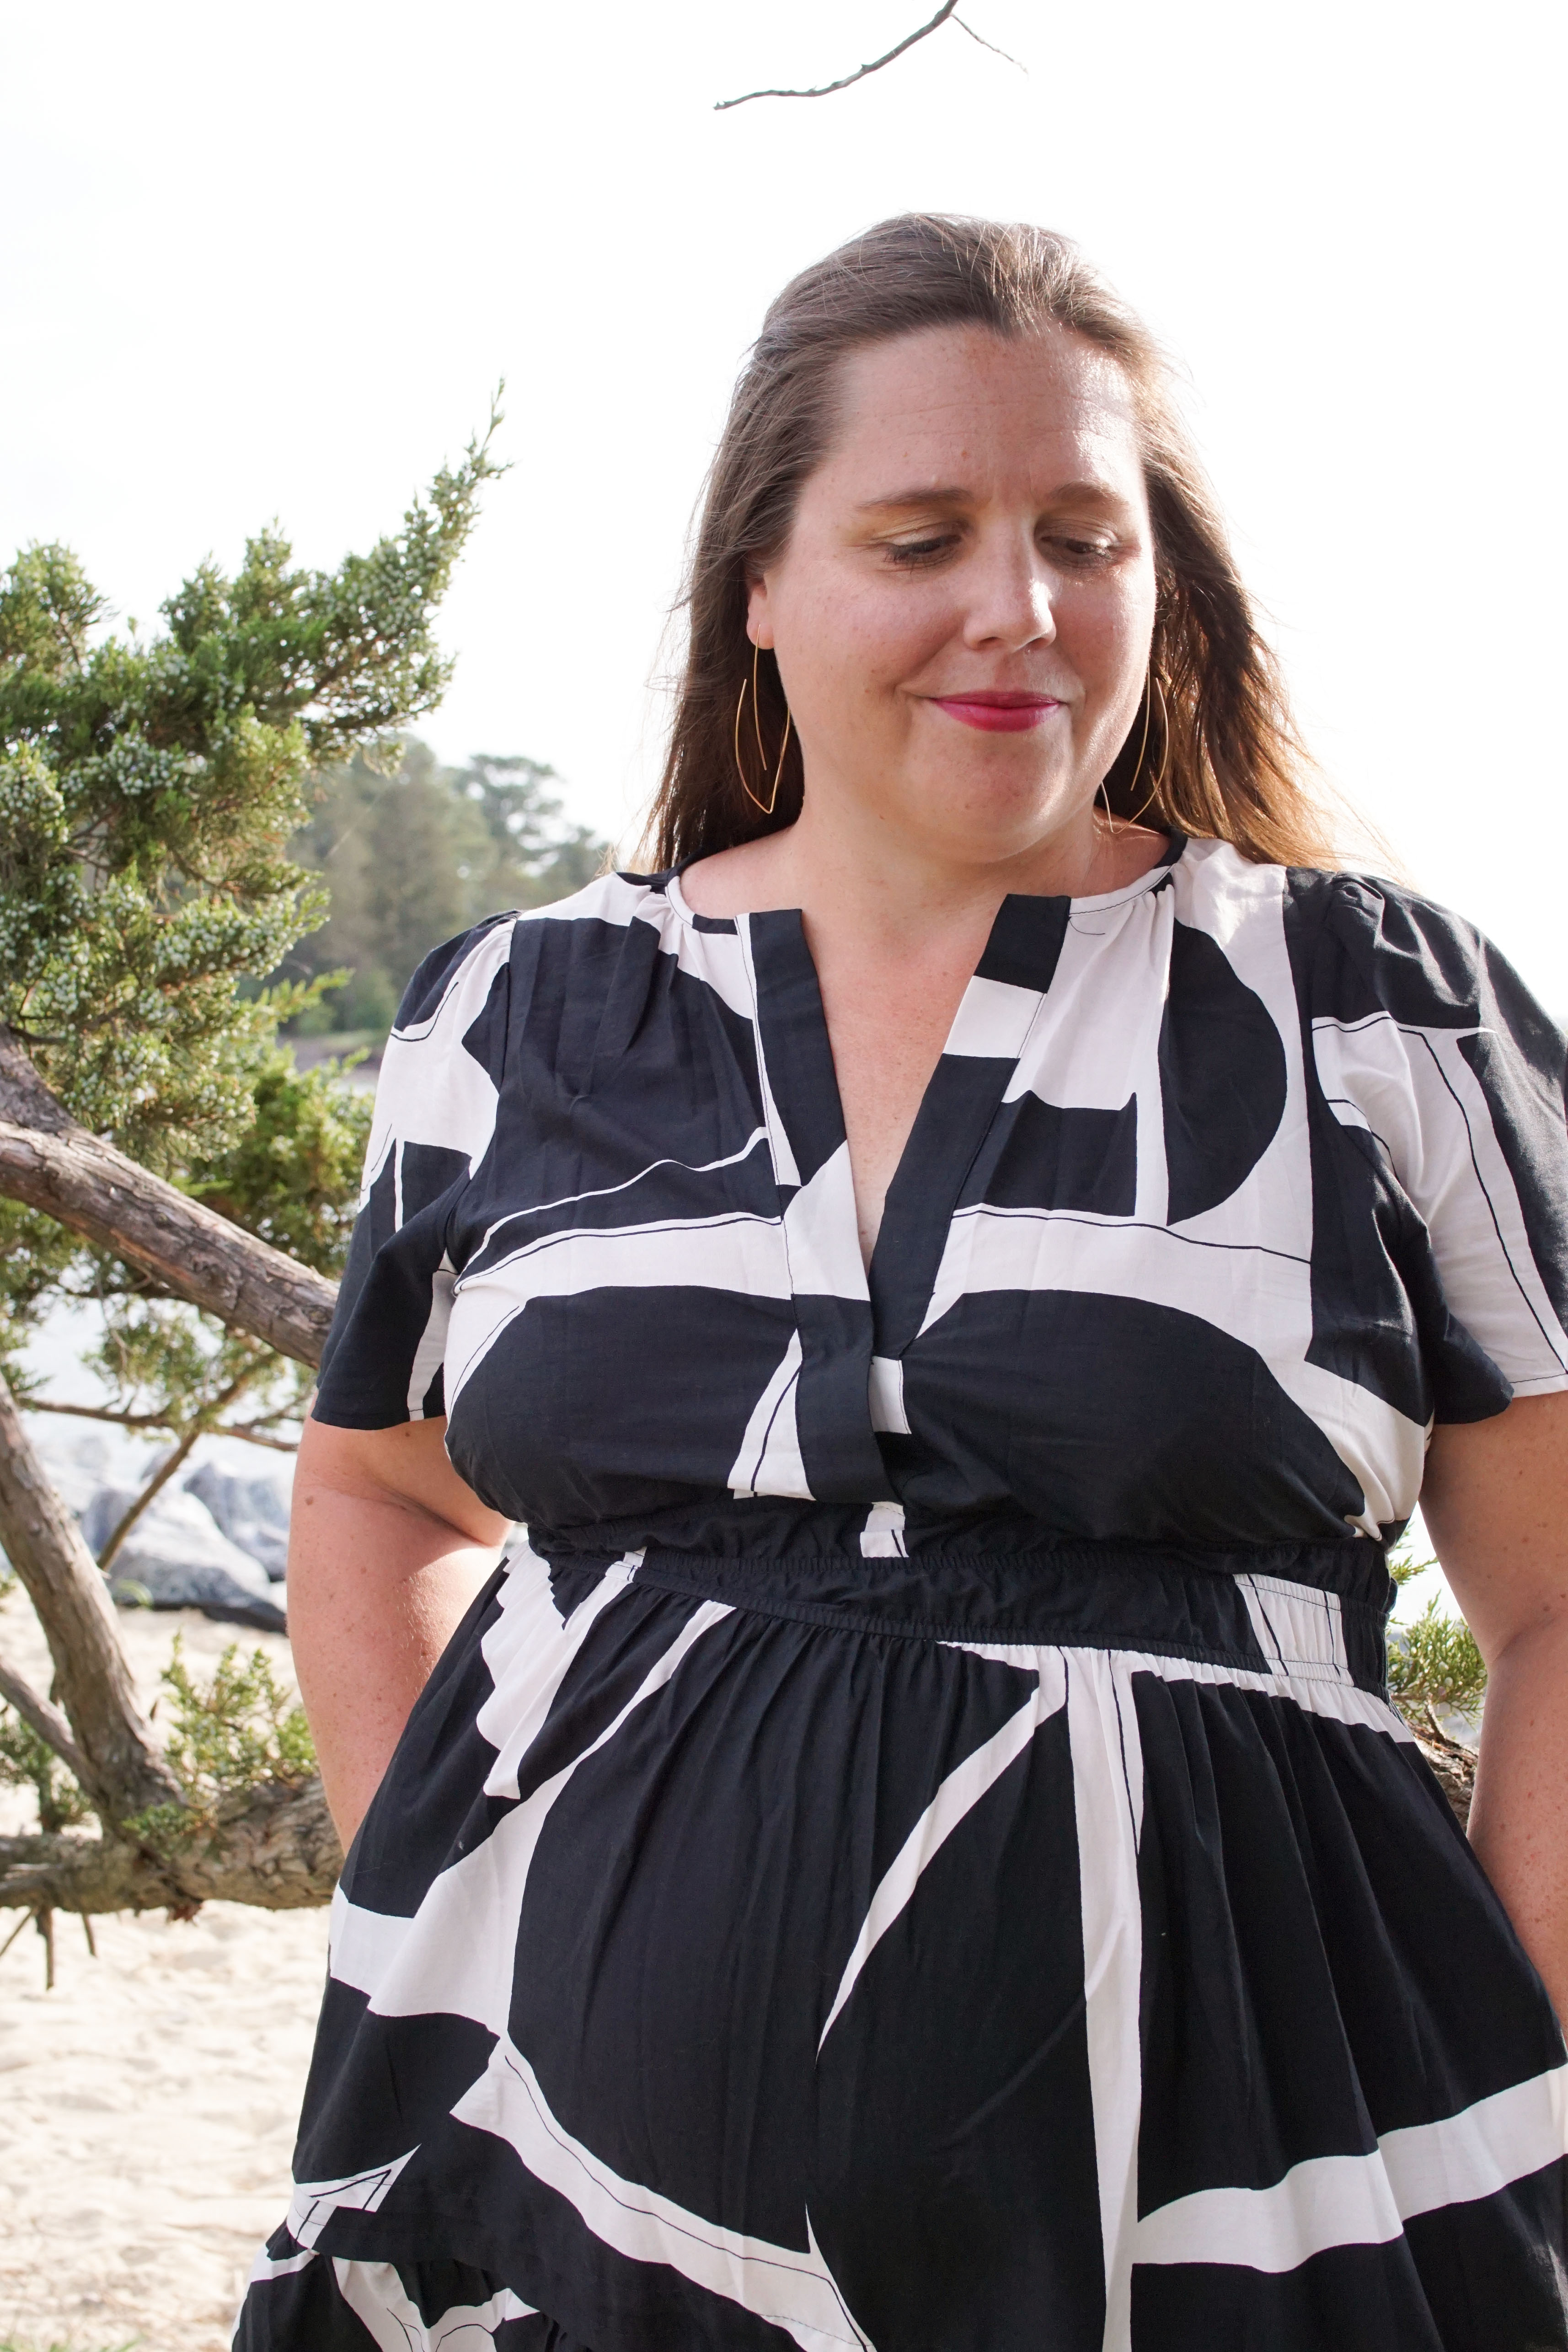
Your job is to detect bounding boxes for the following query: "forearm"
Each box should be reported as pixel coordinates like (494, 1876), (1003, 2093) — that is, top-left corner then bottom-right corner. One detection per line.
(289, 1430), (505, 1845)
(1468, 1616), (1568, 2026)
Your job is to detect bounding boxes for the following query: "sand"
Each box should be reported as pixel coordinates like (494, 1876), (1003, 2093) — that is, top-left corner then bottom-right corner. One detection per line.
(0, 1590), (329, 2352)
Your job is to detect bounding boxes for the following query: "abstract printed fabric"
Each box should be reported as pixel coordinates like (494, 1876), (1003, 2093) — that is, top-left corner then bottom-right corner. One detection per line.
(238, 839), (1568, 2350)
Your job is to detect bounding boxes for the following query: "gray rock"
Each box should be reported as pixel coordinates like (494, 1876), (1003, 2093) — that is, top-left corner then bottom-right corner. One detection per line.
(82, 1481), (287, 1634)
(184, 1461), (290, 1581)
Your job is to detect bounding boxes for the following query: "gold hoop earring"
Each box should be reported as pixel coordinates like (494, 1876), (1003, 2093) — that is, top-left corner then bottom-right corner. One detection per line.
(733, 639), (793, 818)
(1113, 670), (1171, 830)
(1128, 671), (1170, 825)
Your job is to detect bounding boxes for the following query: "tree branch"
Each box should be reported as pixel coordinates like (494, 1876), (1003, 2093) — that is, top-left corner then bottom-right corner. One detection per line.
(222, 1423), (301, 1455)
(96, 1425), (203, 1574)
(0, 1371), (182, 1823)
(22, 1397), (301, 1453)
(716, 0), (958, 106)
(21, 1399), (175, 1432)
(0, 1774), (341, 1913)
(1412, 1709), (1477, 1833)
(0, 1031), (337, 1368)
(952, 14), (1025, 67)
(0, 1654), (90, 1784)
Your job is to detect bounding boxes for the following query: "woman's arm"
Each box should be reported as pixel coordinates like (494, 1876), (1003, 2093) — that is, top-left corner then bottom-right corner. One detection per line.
(287, 1413), (509, 1847)
(1422, 1389), (1568, 2022)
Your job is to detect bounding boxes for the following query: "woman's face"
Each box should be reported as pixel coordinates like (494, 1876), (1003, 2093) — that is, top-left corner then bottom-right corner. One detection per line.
(748, 322), (1158, 868)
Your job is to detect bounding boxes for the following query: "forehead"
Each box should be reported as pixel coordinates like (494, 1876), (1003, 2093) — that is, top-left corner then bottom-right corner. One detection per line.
(822, 321), (1144, 499)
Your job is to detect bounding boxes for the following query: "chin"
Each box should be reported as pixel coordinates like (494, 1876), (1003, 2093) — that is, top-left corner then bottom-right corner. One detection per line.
(910, 767), (1075, 849)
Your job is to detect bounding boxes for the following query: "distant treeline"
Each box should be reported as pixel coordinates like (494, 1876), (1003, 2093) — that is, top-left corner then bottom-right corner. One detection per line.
(277, 739), (610, 1037)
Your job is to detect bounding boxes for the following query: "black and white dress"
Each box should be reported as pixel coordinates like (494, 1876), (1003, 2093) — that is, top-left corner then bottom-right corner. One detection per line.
(238, 835), (1568, 2352)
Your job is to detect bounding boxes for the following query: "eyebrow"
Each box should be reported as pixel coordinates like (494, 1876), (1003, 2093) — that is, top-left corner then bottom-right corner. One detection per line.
(855, 478), (1131, 514)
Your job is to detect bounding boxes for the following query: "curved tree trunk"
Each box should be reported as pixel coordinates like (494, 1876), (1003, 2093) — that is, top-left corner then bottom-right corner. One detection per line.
(0, 1031), (336, 1368)
(0, 1041), (346, 1914)
(0, 1365), (342, 1913)
(0, 1373), (182, 1824)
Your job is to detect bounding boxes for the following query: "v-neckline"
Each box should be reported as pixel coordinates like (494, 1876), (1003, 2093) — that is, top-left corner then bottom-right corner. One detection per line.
(668, 838), (1186, 1354)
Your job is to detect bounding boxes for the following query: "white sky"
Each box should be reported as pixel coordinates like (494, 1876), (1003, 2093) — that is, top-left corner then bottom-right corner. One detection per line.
(3, 0), (1564, 1006)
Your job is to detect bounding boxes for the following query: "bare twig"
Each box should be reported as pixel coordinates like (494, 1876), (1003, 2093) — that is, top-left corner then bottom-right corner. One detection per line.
(96, 1425), (203, 1575)
(716, 0), (958, 107)
(0, 1907), (32, 1962)
(23, 1397), (300, 1454)
(23, 1399), (176, 1433)
(223, 1423), (301, 1455)
(0, 1653), (90, 1784)
(953, 14), (1025, 67)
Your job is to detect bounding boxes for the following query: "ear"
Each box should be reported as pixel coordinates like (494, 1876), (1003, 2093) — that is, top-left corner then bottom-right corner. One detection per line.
(745, 574), (774, 650)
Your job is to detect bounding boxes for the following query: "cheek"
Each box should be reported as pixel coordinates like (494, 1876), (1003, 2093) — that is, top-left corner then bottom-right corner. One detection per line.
(1067, 577), (1156, 692)
(781, 581), (947, 714)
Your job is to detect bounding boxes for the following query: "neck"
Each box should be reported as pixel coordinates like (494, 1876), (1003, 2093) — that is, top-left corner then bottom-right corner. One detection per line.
(681, 786), (1165, 947)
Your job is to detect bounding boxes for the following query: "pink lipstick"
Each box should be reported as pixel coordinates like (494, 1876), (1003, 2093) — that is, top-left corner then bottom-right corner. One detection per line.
(930, 690), (1063, 733)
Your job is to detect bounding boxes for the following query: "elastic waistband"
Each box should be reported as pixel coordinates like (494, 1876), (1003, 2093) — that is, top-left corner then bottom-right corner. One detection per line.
(634, 1542), (1393, 1695)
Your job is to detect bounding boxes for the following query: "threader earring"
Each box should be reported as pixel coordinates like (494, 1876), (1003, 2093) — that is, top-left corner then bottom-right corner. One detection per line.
(1101, 670), (1169, 830)
(1130, 670), (1171, 823)
(734, 639), (792, 818)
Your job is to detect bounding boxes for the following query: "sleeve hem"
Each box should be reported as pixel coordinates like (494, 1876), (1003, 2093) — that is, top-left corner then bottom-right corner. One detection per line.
(310, 1402), (442, 1431)
(1432, 1368), (1568, 1425)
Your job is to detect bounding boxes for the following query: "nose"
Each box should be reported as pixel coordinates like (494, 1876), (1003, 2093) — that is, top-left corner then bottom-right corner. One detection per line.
(961, 527), (1056, 653)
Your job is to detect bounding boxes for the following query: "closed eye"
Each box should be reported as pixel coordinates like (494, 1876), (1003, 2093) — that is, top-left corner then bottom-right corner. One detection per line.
(882, 534), (960, 567)
(1046, 534), (1118, 565)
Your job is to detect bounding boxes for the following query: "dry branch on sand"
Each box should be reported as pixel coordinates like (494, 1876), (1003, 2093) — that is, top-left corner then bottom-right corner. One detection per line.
(0, 1356), (341, 1931)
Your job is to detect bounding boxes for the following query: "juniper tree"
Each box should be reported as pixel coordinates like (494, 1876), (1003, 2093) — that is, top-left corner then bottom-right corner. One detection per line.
(0, 412), (513, 1923)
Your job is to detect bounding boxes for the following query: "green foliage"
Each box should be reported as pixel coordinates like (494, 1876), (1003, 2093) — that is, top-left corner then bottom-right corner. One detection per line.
(128, 1635), (316, 1853)
(0, 415), (503, 1169)
(89, 1298), (314, 1448)
(1388, 1594), (1489, 1720)
(0, 415), (603, 1611)
(0, 424), (514, 1471)
(158, 1633), (316, 1800)
(0, 1199), (92, 1375)
(0, 1052), (364, 1414)
(0, 1704), (91, 1833)
(280, 738), (608, 1036)
(185, 1046), (372, 1275)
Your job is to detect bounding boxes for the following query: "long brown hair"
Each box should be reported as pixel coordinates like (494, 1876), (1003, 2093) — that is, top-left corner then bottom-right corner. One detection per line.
(650, 213), (1333, 873)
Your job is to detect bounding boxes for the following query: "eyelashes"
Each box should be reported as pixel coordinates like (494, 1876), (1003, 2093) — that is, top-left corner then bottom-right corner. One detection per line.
(881, 536), (958, 567)
(879, 533), (1120, 571)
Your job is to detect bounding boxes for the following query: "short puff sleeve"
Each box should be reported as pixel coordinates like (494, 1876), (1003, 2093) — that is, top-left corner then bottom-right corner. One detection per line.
(313, 914), (515, 1429)
(1310, 873), (1568, 1421)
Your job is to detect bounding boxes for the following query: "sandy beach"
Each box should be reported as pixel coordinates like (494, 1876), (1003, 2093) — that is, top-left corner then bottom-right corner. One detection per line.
(0, 1591), (328, 2352)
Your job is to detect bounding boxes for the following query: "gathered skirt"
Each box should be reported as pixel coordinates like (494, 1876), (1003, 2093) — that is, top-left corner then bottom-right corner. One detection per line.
(235, 1535), (1568, 2351)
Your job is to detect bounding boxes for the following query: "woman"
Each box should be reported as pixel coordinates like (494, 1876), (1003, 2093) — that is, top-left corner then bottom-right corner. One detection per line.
(238, 217), (1568, 2351)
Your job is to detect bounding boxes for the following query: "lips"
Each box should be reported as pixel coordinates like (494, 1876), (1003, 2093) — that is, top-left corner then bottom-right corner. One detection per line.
(930, 691), (1064, 734)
